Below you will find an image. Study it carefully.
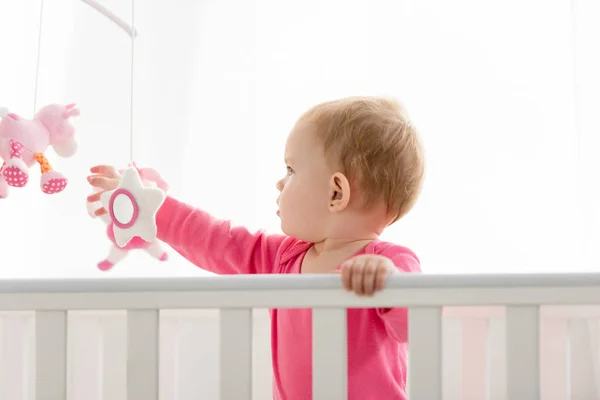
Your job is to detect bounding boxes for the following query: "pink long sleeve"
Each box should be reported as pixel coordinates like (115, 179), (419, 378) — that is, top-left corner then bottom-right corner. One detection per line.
(375, 246), (421, 343)
(156, 196), (287, 274)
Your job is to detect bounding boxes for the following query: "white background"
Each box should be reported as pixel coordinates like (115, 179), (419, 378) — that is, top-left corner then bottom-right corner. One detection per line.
(1, 0), (600, 278)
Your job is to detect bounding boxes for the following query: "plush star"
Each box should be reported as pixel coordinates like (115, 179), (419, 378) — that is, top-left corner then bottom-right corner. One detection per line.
(99, 167), (166, 247)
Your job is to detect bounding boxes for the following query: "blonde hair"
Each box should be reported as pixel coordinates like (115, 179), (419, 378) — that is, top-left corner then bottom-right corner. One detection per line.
(301, 96), (425, 224)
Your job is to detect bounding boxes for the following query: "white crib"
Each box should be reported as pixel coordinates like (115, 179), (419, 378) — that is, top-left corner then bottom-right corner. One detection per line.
(0, 273), (599, 400)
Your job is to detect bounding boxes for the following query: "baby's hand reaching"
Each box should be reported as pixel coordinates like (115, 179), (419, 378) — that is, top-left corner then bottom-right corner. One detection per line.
(340, 254), (397, 296)
(86, 164), (121, 216)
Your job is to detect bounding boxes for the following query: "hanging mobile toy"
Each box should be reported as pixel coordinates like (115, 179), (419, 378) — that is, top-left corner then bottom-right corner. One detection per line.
(87, 0), (168, 269)
(79, 0), (138, 37)
(0, 104), (80, 198)
(87, 163), (168, 270)
(0, 0), (137, 200)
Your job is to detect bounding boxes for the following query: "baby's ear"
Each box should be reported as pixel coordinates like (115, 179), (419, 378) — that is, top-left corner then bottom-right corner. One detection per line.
(329, 172), (351, 211)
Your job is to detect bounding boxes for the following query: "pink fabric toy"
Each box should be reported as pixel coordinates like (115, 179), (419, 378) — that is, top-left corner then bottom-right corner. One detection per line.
(87, 163), (169, 271)
(0, 103), (80, 199)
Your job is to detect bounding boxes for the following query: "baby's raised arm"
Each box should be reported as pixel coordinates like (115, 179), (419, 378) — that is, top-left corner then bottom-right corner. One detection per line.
(156, 196), (287, 274)
(87, 165), (287, 274)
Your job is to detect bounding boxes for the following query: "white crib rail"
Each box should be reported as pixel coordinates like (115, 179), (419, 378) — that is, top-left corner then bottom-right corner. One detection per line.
(1, 273), (600, 399)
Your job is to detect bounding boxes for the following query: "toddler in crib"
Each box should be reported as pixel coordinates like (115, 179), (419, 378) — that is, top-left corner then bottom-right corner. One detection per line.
(87, 96), (425, 400)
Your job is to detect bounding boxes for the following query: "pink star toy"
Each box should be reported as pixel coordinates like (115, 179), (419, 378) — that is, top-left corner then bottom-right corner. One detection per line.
(99, 167), (166, 247)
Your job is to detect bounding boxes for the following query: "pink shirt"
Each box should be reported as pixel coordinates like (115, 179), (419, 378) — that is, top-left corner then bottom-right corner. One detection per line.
(156, 196), (421, 400)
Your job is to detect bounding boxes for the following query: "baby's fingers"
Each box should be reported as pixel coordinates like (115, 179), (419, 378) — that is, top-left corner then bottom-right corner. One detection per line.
(87, 191), (102, 202)
(361, 261), (379, 296)
(341, 260), (355, 291)
(90, 165), (120, 178)
(94, 207), (108, 216)
(374, 264), (389, 291)
(87, 175), (119, 191)
(350, 263), (365, 295)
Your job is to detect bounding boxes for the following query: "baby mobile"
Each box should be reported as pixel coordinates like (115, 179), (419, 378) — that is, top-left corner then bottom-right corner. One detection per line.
(0, 0), (166, 270)
(0, 0), (137, 199)
(85, 0), (168, 271)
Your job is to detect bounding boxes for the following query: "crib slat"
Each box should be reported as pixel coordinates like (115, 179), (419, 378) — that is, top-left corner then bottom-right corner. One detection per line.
(442, 317), (462, 399)
(488, 317), (507, 400)
(408, 307), (442, 399)
(569, 319), (597, 399)
(0, 313), (33, 400)
(127, 310), (159, 400)
(506, 306), (539, 399)
(220, 309), (252, 400)
(35, 311), (67, 400)
(313, 308), (347, 400)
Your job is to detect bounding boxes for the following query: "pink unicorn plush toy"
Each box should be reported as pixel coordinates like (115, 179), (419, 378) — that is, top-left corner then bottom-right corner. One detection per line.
(86, 163), (170, 271)
(0, 103), (80, 198)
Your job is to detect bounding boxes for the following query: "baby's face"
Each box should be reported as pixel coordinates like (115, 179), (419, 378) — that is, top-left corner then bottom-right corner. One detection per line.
(276, 121), (332, 242)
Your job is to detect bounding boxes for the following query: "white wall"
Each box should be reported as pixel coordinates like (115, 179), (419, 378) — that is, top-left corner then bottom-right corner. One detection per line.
(0, 307), (598, 399)
(1, 0), (600, 279)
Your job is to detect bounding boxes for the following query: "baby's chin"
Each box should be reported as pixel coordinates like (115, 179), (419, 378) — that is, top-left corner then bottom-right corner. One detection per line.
(279, 220), (296, 237)
(280, 224), (320, 243)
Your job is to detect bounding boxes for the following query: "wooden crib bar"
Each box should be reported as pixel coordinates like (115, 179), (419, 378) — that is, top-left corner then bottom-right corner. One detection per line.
(35, 311), (67, 400)
(220, 309), (253, 400)
(127, 310), (159, 400)
(408, 307), (443, 398)
(506, 306), (540, 399)
(313, 308), (348, 399)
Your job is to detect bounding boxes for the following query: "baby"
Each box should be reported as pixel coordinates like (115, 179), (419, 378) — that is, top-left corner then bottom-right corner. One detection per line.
(87, 96), (425, 400)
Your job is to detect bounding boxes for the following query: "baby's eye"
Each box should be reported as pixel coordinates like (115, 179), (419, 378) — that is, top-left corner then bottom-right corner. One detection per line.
(286, 166), (294, 175)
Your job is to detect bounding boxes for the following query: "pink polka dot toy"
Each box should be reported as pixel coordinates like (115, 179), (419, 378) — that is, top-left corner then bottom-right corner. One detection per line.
(0, 104), (80, 199)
